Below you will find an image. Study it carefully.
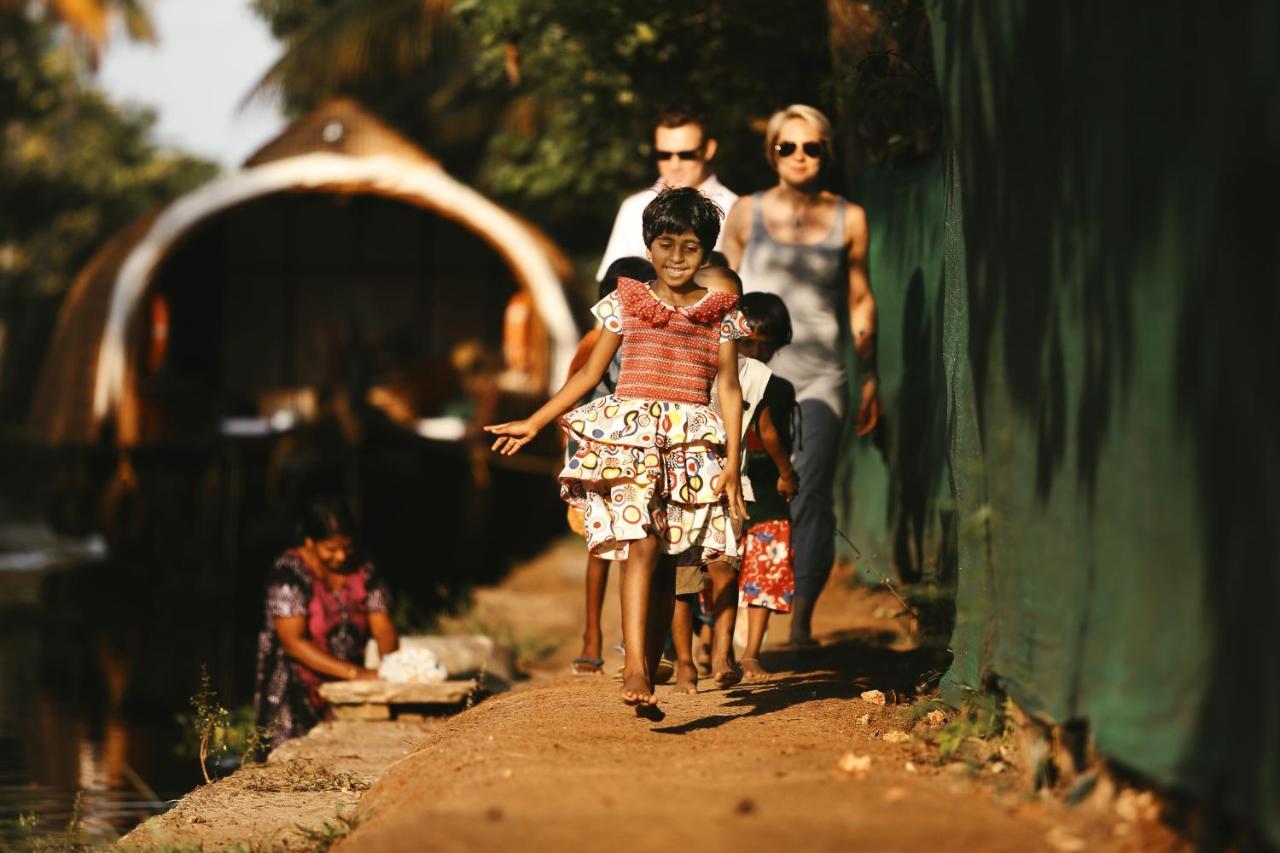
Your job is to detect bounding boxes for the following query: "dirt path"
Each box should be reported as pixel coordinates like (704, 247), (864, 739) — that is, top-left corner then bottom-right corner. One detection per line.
(340, 539), (1181, 853)
(117, 537), (1180, 851)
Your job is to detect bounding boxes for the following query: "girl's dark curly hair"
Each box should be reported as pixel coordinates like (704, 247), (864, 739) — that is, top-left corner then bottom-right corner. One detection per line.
(641, 187), (723, 252)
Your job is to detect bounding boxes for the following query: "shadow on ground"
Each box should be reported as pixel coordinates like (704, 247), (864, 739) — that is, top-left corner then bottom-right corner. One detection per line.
(653, 631), (949, 735)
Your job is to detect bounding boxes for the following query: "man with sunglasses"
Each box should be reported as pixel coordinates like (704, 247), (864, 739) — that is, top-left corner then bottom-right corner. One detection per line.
(595, 106), (738, 281)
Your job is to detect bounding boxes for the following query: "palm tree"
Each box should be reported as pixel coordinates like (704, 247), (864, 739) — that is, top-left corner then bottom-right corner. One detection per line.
(1, 0), (155, 64)
(246, 0), (453, 109)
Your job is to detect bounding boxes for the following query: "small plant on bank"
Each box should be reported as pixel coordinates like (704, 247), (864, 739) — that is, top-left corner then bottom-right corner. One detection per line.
(14, 791), (94, 852)
(176, 665), (277, 784)
(931, 693), (1008, 765)
(294, 805), (363, 852)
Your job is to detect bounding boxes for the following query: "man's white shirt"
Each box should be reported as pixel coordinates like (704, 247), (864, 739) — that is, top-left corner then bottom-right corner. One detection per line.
(595, 174), (739, 281)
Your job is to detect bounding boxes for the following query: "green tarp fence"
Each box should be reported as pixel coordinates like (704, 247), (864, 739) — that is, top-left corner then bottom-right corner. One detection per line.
(834, 2), (1279, 842)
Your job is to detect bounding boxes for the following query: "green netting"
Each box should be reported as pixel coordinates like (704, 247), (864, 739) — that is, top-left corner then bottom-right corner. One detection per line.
(834, 2), (1279, 841)
(834, 155), (951, 589)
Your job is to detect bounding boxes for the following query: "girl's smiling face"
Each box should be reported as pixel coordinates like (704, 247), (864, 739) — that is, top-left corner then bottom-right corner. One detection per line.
(648, 229), (705, 289)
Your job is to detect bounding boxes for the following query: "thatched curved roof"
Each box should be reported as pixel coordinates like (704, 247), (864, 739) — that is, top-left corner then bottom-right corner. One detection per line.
(31, 100), (581, 446)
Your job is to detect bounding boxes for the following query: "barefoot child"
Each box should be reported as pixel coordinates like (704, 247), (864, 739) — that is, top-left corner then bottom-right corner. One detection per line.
(668, 264), (757, 692)
(487, 188), (750, 708)
(733, 292), (799, 683)
(565, 257), (654, 676)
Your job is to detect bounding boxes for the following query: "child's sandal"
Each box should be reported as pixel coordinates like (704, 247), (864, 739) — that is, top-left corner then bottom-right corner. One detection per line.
(570, 657), (604, 676)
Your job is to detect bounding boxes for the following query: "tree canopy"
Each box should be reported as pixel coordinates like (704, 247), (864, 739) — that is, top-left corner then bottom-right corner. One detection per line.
(249, 0), (834, 251)
(0, 9), (217, 419)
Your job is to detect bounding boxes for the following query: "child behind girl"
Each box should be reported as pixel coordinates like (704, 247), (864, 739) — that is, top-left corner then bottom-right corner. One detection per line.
(668, 264), (752, 692)
(566, 256), (655, 677)
(487, 188), (750, 709)
(734, 292), (799, 683)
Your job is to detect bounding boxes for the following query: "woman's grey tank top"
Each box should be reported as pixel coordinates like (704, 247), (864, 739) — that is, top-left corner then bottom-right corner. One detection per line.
(739, 192), (849, 416)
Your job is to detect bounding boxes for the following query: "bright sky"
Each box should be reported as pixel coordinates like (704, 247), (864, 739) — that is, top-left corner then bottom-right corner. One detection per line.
(97, 0), (286, 170)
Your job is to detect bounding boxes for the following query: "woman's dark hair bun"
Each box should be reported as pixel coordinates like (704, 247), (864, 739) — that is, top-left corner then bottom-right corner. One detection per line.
(298, 496), (356, 542)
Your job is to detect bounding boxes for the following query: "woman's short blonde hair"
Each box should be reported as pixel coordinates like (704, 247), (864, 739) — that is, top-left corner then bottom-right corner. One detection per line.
(764, 104), (834, 168)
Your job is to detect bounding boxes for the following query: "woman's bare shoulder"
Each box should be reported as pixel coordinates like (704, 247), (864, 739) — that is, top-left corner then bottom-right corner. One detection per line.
(726, 194), (755, 222)
(840, 197), (868, 239)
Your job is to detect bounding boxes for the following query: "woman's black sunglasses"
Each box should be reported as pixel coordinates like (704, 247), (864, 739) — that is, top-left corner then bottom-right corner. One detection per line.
(653, 149), (702, 161)
(774, 141), (823, 159)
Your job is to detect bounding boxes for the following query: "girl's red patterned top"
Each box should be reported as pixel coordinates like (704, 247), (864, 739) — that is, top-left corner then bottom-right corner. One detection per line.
(592, 277), (750, 406)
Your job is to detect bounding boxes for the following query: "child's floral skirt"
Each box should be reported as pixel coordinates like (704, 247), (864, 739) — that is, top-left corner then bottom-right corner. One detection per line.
(739, 519), (795, 612)
(559, 395), (740, 565)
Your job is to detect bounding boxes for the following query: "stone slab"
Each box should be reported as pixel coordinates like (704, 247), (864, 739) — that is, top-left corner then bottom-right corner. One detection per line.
(331, 703), (392, 721)
(319, 678), (477, 706)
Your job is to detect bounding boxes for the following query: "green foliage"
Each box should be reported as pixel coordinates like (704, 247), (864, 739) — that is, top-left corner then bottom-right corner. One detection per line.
(13, 790), (102, 852)
(246, 0), (498, 184)
(455, 0), (832, 227)
(293, 805), (363, 852)
(931, 694), (1008, 765)
(0, 14), (218, 301)
(175, 666), (276, 783)
(248, 0), (833, 247)
(0, 10), (217, 421)
(827, 0), (941, 170)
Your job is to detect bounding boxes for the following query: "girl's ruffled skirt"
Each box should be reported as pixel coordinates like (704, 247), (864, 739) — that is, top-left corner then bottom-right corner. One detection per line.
(560, 395), (740, 565)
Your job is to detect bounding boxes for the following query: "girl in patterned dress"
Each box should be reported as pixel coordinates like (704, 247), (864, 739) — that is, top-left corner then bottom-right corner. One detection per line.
(486, 187), (751, 709)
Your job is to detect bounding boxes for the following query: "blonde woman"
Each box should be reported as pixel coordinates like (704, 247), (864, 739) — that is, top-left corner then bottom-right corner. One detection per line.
(722, 104), (881, 649)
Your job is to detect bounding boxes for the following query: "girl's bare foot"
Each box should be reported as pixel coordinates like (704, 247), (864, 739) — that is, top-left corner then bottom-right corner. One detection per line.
(740, 657), (771, 683)
(694, 638), (713, 677)
(673, 662), (699, 694)
(712, 660), (742, 689)
(621, 671), (656, 706)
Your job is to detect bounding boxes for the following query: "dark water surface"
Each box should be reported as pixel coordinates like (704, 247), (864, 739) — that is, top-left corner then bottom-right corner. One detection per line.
(0, 527), (201, 847)
(0, 435), (563, 847)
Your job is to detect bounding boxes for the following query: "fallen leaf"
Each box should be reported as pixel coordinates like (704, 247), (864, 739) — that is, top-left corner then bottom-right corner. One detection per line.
(1115, 788), (1160, 823)
(1045, 826), (1087, 852)
(883, 786), (908, 803)
(836, 752), (872, 777)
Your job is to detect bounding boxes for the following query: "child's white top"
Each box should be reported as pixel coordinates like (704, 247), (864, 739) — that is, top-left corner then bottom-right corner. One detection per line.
(711, 356), (773, 503)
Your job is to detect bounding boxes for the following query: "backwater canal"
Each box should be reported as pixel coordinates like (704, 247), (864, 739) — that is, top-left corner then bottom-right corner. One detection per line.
(0, 436), (562, 847)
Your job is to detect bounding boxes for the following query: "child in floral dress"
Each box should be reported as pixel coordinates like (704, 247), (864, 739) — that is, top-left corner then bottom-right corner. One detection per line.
(487, 188), (750, 709)
(733, 292), (800, 683)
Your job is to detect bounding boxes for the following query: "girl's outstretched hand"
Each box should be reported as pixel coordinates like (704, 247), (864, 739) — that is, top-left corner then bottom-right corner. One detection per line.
(484, 420), (538, 456)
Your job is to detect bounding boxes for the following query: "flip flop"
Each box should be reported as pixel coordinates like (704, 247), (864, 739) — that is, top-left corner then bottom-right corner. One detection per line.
(653, 657), (676, 685)
(570, 657), (604, 676)
(613, 658), (676, 683)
